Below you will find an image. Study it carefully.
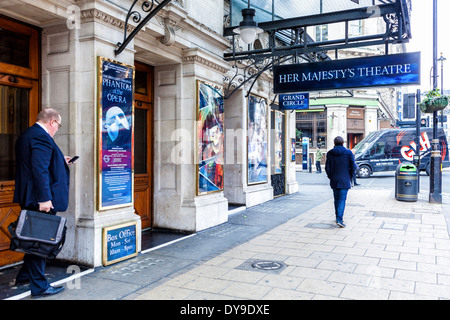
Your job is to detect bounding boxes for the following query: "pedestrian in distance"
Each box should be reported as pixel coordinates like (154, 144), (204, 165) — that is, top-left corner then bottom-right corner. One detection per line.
(315, 148), (323, 173)
(13, 108), (76, 297)
(325, 136), (357, 228)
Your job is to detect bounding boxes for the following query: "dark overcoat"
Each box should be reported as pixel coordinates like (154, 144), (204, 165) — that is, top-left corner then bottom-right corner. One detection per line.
(13, 124), (70, 212)
(325, 145), (357, 190)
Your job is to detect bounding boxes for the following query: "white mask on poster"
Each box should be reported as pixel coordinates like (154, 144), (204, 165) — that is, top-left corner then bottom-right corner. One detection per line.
(105, 106), (129, 142)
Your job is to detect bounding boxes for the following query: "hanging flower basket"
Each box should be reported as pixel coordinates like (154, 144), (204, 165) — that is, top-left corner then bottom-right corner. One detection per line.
(419, 96), (448, 113)
(418, 89), (449, 113)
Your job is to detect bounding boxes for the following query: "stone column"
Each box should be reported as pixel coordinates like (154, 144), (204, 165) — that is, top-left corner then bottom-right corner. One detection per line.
(41, 3), (141, 267)
(152, 48), (230, 232)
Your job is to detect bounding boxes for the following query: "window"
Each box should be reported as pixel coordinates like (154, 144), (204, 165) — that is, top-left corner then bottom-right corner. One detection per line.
(135, 70), (148, 95)
(296, 110), (327, 150)
(0, 16), (39, 80)
(315, 25), (328, 42)
(134, 107), (147, 174)
(0, 85), (29, 180)
(0, 17), (39, 182)
(133, 61), (153, 176)
(349, 20), (363, 37)
(0, 28), (30, 68)
(403, 93), (416, 119)
(370, 141), (385, 156)
(316, 117), (327, 148)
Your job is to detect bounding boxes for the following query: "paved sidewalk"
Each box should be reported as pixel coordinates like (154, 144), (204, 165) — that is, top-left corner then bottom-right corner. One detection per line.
(129, 188), (450, 300)
(8, 172), (450, 301)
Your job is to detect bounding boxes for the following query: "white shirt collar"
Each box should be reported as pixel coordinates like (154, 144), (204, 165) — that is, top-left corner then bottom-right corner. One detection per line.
(36, 122), (49, 134)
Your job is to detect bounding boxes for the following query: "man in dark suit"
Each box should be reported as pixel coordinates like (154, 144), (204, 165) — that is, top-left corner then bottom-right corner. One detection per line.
(13, 108), (72, 297)
(325, 136), (357, 228)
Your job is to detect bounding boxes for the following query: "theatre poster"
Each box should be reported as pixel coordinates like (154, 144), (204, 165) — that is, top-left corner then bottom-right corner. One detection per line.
(97, 56), (135, 210)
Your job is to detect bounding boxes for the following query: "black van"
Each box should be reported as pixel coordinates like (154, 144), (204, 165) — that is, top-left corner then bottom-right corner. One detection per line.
(353, 128), (449, 178)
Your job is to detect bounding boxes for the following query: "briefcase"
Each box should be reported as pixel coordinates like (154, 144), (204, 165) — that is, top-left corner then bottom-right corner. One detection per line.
(8, 209), (67, 259)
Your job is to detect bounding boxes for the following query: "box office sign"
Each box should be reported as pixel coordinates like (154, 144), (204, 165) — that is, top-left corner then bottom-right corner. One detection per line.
(273, 52), (420, 93)
(97, 57), (135, 210)
(103, 222), (138, 266)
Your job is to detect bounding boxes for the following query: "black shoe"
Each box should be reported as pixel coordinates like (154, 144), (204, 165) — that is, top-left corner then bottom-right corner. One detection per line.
(15, 278), (30, 286)
(32, 285), (64, 297)
(354, 183), (360, 186)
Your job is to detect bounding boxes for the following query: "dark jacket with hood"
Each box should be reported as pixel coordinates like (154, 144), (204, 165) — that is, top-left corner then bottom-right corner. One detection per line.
(325, 145), (357, 189)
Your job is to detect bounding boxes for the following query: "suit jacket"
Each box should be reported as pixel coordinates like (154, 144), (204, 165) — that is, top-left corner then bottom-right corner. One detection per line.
(325, 145), (357, 190)
(13, 124), (70, 212)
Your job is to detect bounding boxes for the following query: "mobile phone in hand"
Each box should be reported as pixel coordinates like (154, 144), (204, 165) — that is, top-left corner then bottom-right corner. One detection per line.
(68, 156), (79, 163)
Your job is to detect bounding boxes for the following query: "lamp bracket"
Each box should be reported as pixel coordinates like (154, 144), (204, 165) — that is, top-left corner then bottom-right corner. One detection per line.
(223, 55), (294, 99)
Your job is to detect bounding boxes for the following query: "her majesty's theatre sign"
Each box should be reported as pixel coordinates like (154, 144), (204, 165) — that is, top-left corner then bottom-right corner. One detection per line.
(273, 52), (420, 93)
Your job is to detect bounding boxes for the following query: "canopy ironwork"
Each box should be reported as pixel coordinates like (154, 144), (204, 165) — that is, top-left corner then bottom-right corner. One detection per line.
(115, 0), (172, 56)
(223, 0), (411, 98)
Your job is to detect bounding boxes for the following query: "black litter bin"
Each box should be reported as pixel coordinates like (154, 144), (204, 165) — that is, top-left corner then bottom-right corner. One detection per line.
(395, 162), (418, 202)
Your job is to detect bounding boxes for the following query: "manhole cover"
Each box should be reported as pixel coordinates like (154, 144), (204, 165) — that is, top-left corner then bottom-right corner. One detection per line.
(236, 259), (286, 274)
(251, 261), (284, 271)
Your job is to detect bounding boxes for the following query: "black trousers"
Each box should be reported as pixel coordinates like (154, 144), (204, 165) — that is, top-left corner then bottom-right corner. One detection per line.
(15, 206), (55, 295)
(16, 254), (50, 295)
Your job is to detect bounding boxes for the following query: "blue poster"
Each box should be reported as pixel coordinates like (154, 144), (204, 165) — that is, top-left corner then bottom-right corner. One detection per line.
(98, 57), (134, 209)
(274, 52), (421, 93)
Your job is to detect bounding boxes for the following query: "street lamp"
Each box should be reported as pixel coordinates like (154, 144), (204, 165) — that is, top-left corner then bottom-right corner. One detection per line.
(233, 1), (263, 44)
(437, 52), (446, 127)
(430, 0), (442, 204)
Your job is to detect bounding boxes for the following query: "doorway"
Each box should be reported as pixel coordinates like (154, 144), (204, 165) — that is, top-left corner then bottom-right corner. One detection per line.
(0, 16), (40, 267)
(133, 61), (153, 231)
(348, 133), (364, 150)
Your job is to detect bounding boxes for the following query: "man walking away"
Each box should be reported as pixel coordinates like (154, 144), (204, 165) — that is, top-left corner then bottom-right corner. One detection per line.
(325, 136), (357, 228)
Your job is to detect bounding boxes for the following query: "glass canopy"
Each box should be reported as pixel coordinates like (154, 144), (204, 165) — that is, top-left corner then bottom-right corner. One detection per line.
(230, 0), (396, 27)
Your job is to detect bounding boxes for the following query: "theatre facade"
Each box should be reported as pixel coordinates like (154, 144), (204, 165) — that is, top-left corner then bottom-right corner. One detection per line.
(0, 0), (298, 268)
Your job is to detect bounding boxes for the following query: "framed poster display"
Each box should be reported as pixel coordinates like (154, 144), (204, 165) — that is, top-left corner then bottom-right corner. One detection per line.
(291, 138), (296, 162)
(196, 80), (224, 195)
(97, 56), (135, 210)
(274, 110), (283, 174)
(102, 221), (138, 266)
(247, 95), (268, 184)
